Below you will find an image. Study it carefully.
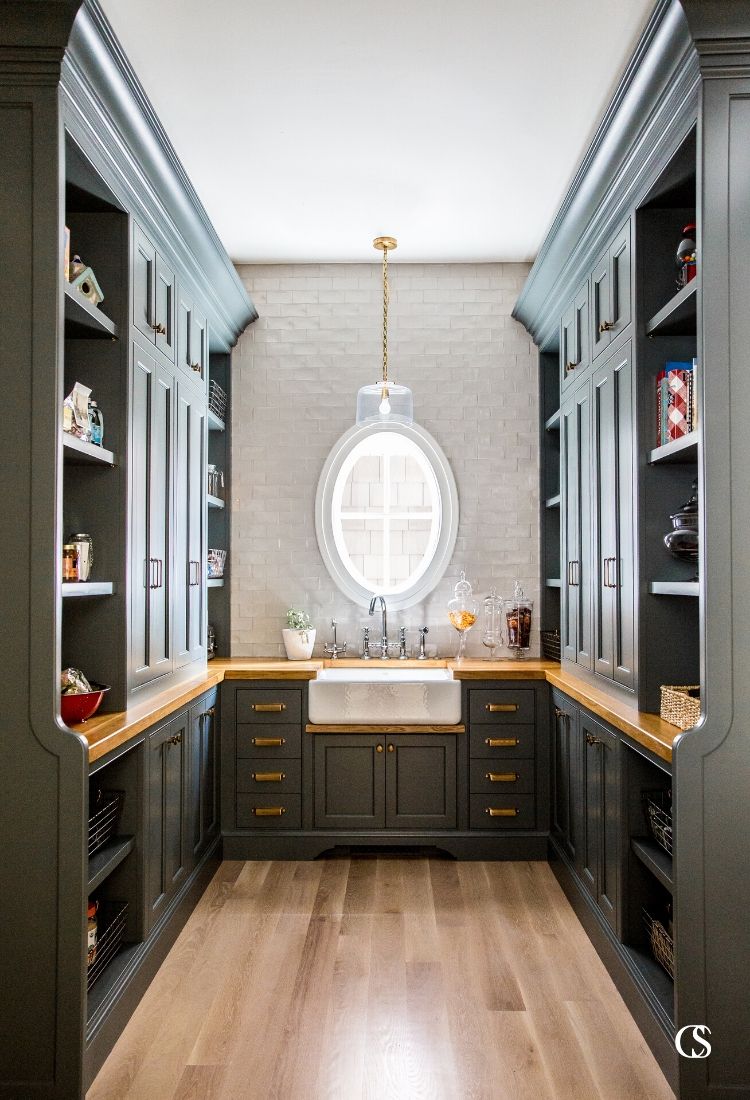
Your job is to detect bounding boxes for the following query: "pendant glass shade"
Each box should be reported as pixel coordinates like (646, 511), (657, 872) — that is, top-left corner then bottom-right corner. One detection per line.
(356, 381), (414, 425)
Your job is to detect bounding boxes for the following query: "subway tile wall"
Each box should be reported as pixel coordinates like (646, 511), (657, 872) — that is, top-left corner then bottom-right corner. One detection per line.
(230, 262), (539, 658)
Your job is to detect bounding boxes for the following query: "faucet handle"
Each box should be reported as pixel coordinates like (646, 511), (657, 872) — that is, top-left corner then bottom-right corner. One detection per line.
(418, 626), (429, 660)
(362, 627), (372, 660)
(398, 626), (408, 660)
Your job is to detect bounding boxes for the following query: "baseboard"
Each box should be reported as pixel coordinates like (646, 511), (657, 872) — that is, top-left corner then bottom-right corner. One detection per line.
(221, 830), (549, 861)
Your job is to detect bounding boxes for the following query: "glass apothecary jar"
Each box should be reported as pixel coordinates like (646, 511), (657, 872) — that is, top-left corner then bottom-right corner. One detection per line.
(448, 570), (477, 661)
(482, 586), (503, 659)
(505, 582), (533, 660)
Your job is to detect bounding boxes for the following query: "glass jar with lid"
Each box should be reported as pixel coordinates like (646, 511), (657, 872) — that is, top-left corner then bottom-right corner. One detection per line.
(482, 586), (503, 659)
(505, 582), (533, 659)
(448, 570), (478, 661)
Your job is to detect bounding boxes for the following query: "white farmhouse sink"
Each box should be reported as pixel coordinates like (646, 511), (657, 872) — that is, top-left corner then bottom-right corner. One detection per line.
(308, 667), (461, 725)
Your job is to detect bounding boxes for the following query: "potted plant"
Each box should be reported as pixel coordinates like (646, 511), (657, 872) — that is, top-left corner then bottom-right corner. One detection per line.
(282, 608), (316, 660)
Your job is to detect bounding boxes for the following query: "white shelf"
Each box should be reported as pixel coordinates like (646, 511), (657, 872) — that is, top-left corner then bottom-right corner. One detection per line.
(648, 432), (698, 466)
(207, 410), (225, 432)
(649, 580), (699, 597)
(207, 578), (225, 588)
(207, 494), (225, 509)
(62, 581), (114, 597)
(63, 435), (115, 467)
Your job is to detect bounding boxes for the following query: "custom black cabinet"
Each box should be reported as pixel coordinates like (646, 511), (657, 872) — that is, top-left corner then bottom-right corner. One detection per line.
(560, 279), (590, 394)
(551, 690), (582, 863)
(133, 223), (175, 361)
(174, 379), (207, 669)
(385, 735), (456, 829)
(130, 340), (174, 688)
(591, 220), (631, 361)
(177, 283), (208, 386)
(592, 341), (635, 689)
(561, 377), (593, 668)
(146, 710), (188, 931)
(187, 690), (219, 867)
(314, 735), (386, 829)
(578, 710), (621, 935)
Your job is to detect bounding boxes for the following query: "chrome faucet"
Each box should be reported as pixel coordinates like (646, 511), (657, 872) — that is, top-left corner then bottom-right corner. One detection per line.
(369, 595), (389, 659)
(418, 626), (429, 660)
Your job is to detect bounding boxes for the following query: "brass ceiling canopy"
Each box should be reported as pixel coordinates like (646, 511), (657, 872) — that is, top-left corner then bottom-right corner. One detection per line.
(373, 236), (398, 252)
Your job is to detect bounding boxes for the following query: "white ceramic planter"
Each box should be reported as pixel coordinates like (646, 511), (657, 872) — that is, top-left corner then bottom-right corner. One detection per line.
(282, 628), (316, 660)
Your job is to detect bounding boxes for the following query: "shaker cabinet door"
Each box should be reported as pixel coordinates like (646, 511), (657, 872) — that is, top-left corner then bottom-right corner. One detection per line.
(146, 712), (188, 930)
(385, 735), (456, 830)
(188, 692), (219, 868)
(561, 378), (593, 669)
(133, 224), (156, 342)
(314, 736), (386, 829)
(174, 380), (207, 668)
(154, 253), (176, 362)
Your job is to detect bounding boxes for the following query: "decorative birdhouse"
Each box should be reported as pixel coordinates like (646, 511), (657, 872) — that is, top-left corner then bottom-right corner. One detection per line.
(69, 254), (105, 307)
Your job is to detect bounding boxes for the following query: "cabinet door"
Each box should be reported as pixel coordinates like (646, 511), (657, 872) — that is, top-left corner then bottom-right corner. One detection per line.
(573, 279), (590, 374)
(590, 248), (611, 360)
(579, 712), (621, 935)
(188, 693), (219, 868)
(154, 253), (176, 362)
(551, 693), (581, 862)
(561, 378), (593, 668)
(177, 285), (194, 381)
(593, 344), (635, 688)
(133, 224), (156, 342)
(147, 712), (188, 930)
(560, 301), (577, 393)
(608, 222), (631, 340)
(385, 735), (456, 830)
(174, 381), (206, 669)
(314, 735), (385, 829)
(191, 309), (208, 385)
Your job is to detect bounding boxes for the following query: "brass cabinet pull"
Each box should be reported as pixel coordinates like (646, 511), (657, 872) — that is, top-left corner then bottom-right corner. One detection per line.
(598, 320), (614, 333)
(387, 744), (395, 753)
(252, 737), (285, 747)
(486, 807), (519, 817)
(565, 361), (576, 374)
(252, 806), (285, 817)
(151, 322), (167, 336)
(168, 733), (182, 746)
(206, 707), (215, 718)
(486, 703), (518, 713)
(485, 772), (519, 783)
(554, 707), (563, 718)
(485, 737), (519, 748)
(251, 703), (286, 713)
(376, 744), (384, 753)
(251, 772), (285, 783)
(586, 733), (604, 747)
(190, 362), (201, 372)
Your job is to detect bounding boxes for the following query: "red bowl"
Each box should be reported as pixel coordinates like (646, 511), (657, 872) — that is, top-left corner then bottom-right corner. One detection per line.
(60, 683), (110, 725)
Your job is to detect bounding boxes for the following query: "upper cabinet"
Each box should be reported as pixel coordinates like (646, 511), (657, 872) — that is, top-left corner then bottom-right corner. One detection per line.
(133, 224), (176, 362)
(560, 280), (590, 394)
(591, 221), (631, 361)
(177, 283), (209, 387)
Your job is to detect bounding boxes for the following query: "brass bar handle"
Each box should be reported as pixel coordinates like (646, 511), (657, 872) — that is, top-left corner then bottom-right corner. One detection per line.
(485, 737), (519, 748)
(251, 703), (286, 713)
(252, 737), (285, 747)
(586, 733), (604, 746)
(486, 807), (519, 817)
(485, 772), (519, 783)
(251, 772), (285, 783)
(252, 806), (285, 817)
(598, 320), (614, 333)
(486, 703), (519, 713)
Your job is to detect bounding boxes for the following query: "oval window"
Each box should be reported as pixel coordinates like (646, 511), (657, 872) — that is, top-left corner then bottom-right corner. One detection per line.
(316, 422), (459, 611)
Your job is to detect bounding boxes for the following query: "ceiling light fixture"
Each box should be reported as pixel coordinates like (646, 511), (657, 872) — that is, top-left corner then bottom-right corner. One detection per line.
(356, 236), (414, 425)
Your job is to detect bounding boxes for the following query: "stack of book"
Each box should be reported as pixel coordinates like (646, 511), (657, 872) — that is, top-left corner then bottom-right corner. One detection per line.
(656, 359), (697, 446)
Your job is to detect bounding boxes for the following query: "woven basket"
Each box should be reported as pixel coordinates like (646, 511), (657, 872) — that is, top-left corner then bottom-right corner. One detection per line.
(660, 684), (700, 730)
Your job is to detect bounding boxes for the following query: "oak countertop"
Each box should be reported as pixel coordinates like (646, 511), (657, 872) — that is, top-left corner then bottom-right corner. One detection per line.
(75, 657), (679, 765)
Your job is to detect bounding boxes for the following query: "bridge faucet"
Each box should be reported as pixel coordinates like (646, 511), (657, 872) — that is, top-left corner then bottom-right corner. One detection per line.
(369, 595), (389, 659)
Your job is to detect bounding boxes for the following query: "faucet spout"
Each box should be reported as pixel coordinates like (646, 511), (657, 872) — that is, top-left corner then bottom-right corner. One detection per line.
(368, 595), (389, 659)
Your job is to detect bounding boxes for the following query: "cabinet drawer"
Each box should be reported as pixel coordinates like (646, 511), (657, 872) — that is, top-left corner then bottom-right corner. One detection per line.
(236, 724), (301, 759)
(469, 724), (535, 759)
(236, 688), (302, 725)
(236, 757), (301, 794)
(470, 793), (536, 830)
(469, 759), (535, 794)
(236, 792), (302, 829)
(469, 689), (535, 724)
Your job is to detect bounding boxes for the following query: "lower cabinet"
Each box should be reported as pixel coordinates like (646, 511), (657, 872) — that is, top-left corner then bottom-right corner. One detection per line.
(187, 689), (219, 867)
(551, 689), (582, 862)
(313, 733), (457, 831)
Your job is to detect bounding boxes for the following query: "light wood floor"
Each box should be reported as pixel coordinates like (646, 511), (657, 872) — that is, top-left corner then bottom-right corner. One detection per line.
(88, 858), (674, 1100)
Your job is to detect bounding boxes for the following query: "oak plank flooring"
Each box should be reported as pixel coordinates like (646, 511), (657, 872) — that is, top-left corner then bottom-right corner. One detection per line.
(88, 858), (674, 1100)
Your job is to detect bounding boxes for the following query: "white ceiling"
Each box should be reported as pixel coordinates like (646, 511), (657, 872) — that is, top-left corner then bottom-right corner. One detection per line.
(99, 0), (654, 264)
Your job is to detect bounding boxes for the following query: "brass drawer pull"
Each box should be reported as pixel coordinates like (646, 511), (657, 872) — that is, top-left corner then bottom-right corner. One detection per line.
(252, 772), (285, 783)
(486, 807), (519, 817)
(251, 703), (286, 713)
(168, 733), (182, 746)
(598, 319), (614, 334)
(252, 806), (286, 817)
(486, 703), (518, 713)
(485, 737), (519, 748)
(486, 772), (519, 783)
(252, 737), (286, 747)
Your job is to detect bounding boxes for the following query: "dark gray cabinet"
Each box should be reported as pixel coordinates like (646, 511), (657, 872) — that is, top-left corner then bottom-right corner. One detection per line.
(551, 690), (582, 863)
(560, 279), (590, 394)
(133, 224), (175, 361)
(578, 711), (621, 936)
(561, 377), (593, 668)
(592, 341), (635, 689)
(130, 341), (174, 688)
(314, 735), (386, 829)
(591, 220), (631, 361)
(177, 284), (208, 386)
(187, 691), (219, 867)
(146, 710), (188, 930)
(385, 735), (456, 829)
(174, 380), (207, 669)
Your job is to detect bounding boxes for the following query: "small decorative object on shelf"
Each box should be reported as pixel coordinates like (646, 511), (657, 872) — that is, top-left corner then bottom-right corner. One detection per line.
(61, 667), (110, 724)
(663, 478), (698, 576)
(62, 532), (93, 583)
(207, 623), (216, 661)
(676, 222), (697, 289)
(540, 629), (561, 662)
(482, 586), (503, 659)
(88, 400), (104, 447)
(87, 899), (98, 967)
(208, 379), (228, 422)
(643, 789), (673, 856)
(660, 683), (700, 730)
(63, 542), (79, 582)
(68, 253), (104, 307)
(283, 607), (316, 660)
(207, 463), (224, 499)
(63, 381), (92, 441)
(448, 570), (477, 661)
(656, 361), (694, 446)
(207, 548), (226, 578)
(505, 582), (533, 659)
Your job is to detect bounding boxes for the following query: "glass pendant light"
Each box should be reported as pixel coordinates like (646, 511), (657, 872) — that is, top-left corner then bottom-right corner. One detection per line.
(356, 236), (414, 425)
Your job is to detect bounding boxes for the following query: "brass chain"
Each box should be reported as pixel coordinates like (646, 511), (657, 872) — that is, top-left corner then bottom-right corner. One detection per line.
(382, 243), (389, 387)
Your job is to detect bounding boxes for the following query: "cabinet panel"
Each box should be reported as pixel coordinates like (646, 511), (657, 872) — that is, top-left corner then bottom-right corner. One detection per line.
(188, 693), (219, 867)
(609, 222), (631, 340)
(177, 286), (208, 385)
(314, 735), (385, 829)
(579, 711), (621, 935)
(191, 309), (208, 385)
(561, 378), (593, 668)
(385, 736), (456, 829)
(154, 253), (175, 361)
(133, 224), (155, 341)
(560, 301), (577, 392)
(177, 287), (193, 381)
(551, 692), (581, 862)
(146, 712), (188, 930)
(591, 249), (611, 360)
(174, 381), (206, 668)
(561, 279), (590, 394)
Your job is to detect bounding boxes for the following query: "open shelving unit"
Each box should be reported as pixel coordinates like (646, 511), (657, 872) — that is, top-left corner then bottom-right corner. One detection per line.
(207, 354), (231, 656)
(539, 349), (561, 653)
(63, 434), (116, 467)
(64, 282), (118, 339)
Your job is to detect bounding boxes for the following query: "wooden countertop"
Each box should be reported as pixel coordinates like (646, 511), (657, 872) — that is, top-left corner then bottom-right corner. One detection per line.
(75, 657), (679, 765)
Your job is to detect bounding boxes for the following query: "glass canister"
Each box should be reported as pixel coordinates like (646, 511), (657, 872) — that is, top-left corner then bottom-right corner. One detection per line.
(70, 533), (94, 582)
(448, 570), (478, 661)
(482, 586), (504, 659)
(505, 582), (533, 659)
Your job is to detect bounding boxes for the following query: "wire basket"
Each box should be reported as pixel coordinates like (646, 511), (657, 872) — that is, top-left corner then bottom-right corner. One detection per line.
(660, 684), (700, 730)
(208, 380), (227, 422)
(88, 791), (123, 857)
(86, 900), (128, 990)
(207, 548), (227, 578)
(643, 909), (674, 979)
(643, 789), (673, 855)
(540, 629), (561, 661)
